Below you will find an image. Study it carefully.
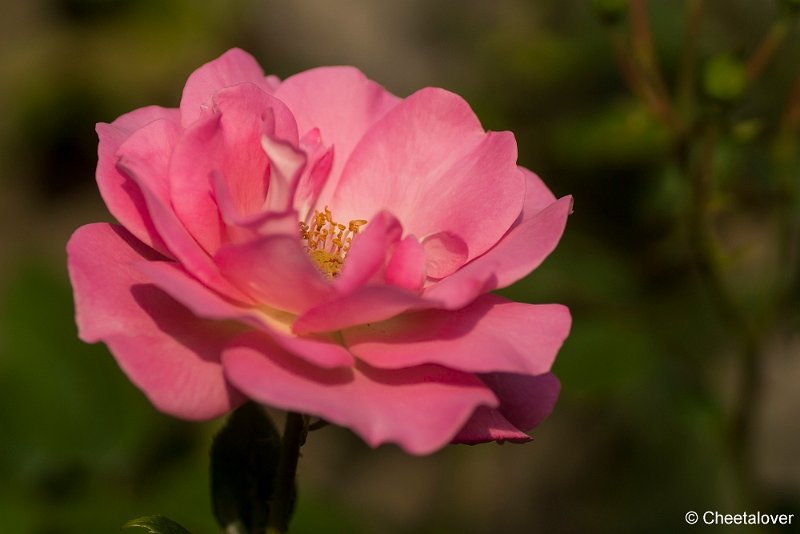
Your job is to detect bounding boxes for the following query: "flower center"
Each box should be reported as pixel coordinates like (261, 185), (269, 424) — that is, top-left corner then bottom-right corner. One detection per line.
(299, 207), (367, 278)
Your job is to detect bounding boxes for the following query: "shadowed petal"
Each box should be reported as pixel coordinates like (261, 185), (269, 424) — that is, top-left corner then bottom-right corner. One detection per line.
(450, 406), (532, 445)
(67, 223), (243, 420)
(117, 120), (252, 303)
(96, 106), (179, 255)
(223, 332), (497, 455)
(481, 372), (561, 432)
(292, 285), (430, 335)
(343, 294), (571, 375)
(137, 260), (353, 369)
(451, 373), (560, 445)
(215, 234), (334, 315)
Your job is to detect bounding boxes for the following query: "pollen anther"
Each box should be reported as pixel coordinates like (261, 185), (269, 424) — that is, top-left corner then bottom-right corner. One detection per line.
(300, 207), (367, 278)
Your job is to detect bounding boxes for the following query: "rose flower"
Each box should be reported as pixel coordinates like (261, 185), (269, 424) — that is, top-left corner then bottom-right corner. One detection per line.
(67, 49), (572, 454)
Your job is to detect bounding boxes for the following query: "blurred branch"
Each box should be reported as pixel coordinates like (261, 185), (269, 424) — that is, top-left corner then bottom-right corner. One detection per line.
(685, 121), (763, 498)
(774, 71), (800, 319)
(628, 0), (679, 131)
(677, 0), (704, 123)
(746, 18), (789, 83)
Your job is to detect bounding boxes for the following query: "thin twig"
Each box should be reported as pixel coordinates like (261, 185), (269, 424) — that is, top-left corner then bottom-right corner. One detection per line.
(685, 121), (763, 500)
(746, 19), (789, 83)
(628, 0), (679, 131)
(676, 0), (704, 124)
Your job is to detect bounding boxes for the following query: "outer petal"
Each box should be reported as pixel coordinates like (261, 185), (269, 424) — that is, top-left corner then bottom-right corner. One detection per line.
(96, 105), (180, 256)
(136, 260), (353, 369)
(273, 66), (400, 199)
(451, 373), (560, 445)
(425, 195), (573, 310)
(333, 88), (524, 264)
(180, 48), (274, 127)
(450, 406), (532, 445)
(519, 166), (557, 219)
(223, 332), (498, 455)
(343, 294), (571, 375)
(482, 372), (561, 432)
(66, 223), (243, 419)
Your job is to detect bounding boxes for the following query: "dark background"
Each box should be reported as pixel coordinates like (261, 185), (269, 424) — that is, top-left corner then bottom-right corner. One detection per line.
(1, 1), (798, 532)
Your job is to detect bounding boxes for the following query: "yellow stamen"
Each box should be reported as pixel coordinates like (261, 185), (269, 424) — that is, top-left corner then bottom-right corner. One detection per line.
(300, 207), (367, 278)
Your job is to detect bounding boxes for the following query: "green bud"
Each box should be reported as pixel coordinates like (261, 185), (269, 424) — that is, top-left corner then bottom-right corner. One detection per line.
(703, 55), (747, 103)
(592, 0), (628, 25)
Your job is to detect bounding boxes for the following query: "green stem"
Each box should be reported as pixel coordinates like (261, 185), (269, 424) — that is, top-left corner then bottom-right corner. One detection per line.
(266, 412), (307, 534)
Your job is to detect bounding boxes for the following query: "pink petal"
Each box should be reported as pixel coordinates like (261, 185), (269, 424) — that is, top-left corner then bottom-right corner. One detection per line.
(450, 406), (532, 445)
(66, 223), (243, 420)
(167, 115), (225, 253)
(136, 260), (353, 369)
(421, 231), (468, 279)
(425, 195), (573, 309)
(215, 234), (334, 315)
(294, 129), (334, 215)
(343, 294), (571, 375)
(481, 372), (561, 432)
(519, 166), (557, 220)
(171, 84), (300, 254)
(116, 118), (181, 205)
(333, 88), (524, 262)
(96, 106), (179, 256)
(293, 197), (570, 333)
(333, 211), (402, 294)
(273, 67), (400, 204)
(264, 75), (281, 92)
(261, 134), (306, 213)
(450, 373), (561, 445)
(116, 120), (252, 303)
(385, 235), (426, 291)
(223, 332), (498, 455)
(292, 285), (430, 335)
(180, 48), (274, 127)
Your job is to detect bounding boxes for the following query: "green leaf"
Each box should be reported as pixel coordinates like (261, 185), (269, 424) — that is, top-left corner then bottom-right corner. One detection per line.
(122, 515), (191, 533)
(210, 403), (282, 533)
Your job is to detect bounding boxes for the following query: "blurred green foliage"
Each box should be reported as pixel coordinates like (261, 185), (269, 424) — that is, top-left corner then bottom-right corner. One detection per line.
(1, 0), (799, 533)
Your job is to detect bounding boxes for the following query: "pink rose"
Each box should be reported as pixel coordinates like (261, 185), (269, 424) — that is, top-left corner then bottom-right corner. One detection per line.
(67, 49), (572, 454)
